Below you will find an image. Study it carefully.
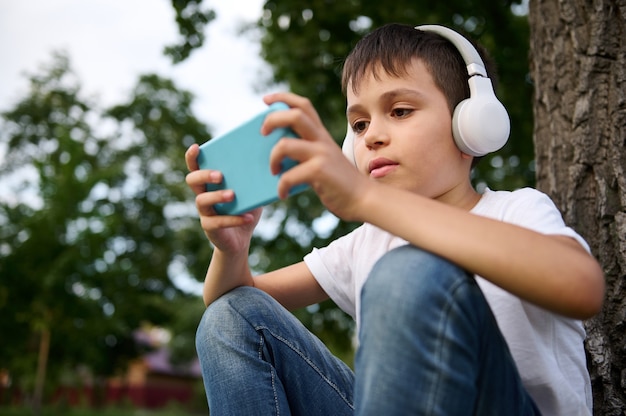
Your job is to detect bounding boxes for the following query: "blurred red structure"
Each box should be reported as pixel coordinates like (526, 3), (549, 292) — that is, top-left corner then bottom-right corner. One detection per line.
(106, 346), (202, 408)
(0, 328), (204, 410)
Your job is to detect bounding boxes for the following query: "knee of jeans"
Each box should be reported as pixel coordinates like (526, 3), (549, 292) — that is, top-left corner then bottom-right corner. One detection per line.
(195, 286), (263, 354)
(362, 245), (468, 311)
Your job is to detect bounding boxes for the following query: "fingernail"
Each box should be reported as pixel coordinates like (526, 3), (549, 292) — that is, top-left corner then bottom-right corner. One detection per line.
(210, 171), (221, 181)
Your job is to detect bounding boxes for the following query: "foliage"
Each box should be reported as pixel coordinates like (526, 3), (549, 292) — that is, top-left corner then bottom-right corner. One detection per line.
(164, 0), (216, 64)
(0, 53), (208, 396)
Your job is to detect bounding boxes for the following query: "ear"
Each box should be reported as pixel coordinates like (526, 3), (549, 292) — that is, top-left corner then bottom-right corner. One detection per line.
(452, 77), (510, 157)
(461, 151), (474, 160)
(342, 124), (357, 166)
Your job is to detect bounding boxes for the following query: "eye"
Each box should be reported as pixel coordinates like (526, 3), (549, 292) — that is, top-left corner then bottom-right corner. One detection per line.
(391, 108), (413, 118)
(352, 120), (369, 134)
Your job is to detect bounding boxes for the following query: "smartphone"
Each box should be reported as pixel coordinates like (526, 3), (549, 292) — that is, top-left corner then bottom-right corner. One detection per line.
(196, 101), (309, 215)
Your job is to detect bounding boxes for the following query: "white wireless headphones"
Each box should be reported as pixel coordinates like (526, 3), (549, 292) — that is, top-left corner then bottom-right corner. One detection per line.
(342, 24), (510, 164)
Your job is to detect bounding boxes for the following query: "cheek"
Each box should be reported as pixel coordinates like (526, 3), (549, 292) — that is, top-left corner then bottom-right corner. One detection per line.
(404, 136), (454, 177)
(353, 138), (369, 173)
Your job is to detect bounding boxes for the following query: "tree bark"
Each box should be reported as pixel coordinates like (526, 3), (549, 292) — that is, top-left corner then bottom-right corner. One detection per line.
(33, 327), (50, 416)
(529, 1), (626, 414)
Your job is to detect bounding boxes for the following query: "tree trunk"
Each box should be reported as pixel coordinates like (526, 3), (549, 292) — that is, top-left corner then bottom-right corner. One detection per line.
(33, 327), (50, 416)
(528, 1), (626, 414)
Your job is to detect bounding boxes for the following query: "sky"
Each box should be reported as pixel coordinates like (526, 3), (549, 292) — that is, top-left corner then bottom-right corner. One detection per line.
(0, 0), (269, 138)
(0, 0), (273, 294)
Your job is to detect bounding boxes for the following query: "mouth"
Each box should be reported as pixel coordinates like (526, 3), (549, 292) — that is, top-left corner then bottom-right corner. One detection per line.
(368, 157), (399, 179)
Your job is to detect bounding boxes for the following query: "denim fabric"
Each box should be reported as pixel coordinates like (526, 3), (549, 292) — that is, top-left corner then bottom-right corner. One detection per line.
(196, 245), (540, 415)
(355, 245), (540, 415)
(195, 286), (355, 415)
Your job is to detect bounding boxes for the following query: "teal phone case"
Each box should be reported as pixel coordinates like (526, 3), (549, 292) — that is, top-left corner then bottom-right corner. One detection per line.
(196, 102), (309, 215)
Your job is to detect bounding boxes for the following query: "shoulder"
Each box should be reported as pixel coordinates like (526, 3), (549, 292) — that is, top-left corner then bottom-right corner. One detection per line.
(473, 187), (561, 221)
(474, 187), (590, 251)
(318, 223), (396, 254)
(477, 187), (554, 205)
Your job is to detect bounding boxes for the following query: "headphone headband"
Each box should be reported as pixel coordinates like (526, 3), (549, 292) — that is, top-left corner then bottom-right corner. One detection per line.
(414, 25), (487, 78)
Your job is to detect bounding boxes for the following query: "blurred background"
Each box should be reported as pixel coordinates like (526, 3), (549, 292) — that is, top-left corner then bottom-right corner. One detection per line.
(0, 0), (532, 414)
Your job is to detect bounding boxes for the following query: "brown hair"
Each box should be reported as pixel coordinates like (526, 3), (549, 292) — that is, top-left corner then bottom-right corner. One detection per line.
(341, 23), (498, 115)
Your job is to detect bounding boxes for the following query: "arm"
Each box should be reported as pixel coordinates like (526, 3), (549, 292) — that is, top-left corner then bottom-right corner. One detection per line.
(254, 262), (329, 311)
(354, 184), (604, 319)
(204, 251), (327, 309)
(185, 143), (259, 306)
(262, 92), (604, 320)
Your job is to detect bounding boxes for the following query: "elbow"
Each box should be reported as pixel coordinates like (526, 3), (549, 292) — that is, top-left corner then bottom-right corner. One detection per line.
(573, 261), (605, 320)
(202, 289), (218, 308)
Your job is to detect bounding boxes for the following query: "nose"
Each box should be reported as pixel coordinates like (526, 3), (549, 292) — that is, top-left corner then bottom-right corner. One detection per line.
(363, 119), (390, 150)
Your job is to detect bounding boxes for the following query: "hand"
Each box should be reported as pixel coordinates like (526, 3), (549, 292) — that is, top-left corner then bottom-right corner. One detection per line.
(185, 144), (262, 254)
(262, 92), (370, 222)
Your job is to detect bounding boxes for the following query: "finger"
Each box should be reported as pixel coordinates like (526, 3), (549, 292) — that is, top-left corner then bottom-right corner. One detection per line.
(263, 92), (309, 109)
(185, 144), (200, 171)
(200, 212), (255, 232)
(263, 108), (333, 149)
(195, 189), (234, 216)
(270, 139), (327, 198)
(186, 169), (223, 196)
(263, 92), (322, 126)
(269, 137), (313, 175)
(275, 160), (315, 200)
(197, 191), (258, 230)
(268, 122), (340, 175)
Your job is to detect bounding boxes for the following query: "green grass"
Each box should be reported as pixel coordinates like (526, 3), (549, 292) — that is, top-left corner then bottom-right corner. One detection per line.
(0, 403), (204, 416)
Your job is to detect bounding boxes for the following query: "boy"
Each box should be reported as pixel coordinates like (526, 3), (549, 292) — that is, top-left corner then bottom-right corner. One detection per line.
(185, 23), (604, 415)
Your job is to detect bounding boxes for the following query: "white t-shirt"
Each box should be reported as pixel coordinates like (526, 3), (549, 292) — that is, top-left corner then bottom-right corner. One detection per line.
(303, 187), (593, 415)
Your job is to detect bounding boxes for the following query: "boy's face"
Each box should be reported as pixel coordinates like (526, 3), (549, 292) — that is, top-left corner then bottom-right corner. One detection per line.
(346, 58), (473, 201)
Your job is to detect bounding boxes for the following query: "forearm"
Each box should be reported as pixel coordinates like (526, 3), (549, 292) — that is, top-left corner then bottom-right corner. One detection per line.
(355, 183), (604, 319)
(202, 248), (255, 306)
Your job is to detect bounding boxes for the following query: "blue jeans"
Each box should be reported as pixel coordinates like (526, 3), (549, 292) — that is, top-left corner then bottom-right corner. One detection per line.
(196, 245), (540, 415)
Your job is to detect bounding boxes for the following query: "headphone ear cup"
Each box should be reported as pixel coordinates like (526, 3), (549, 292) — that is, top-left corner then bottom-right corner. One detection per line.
(342, 125), (357, 166)
(452, 76), (510, 157)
